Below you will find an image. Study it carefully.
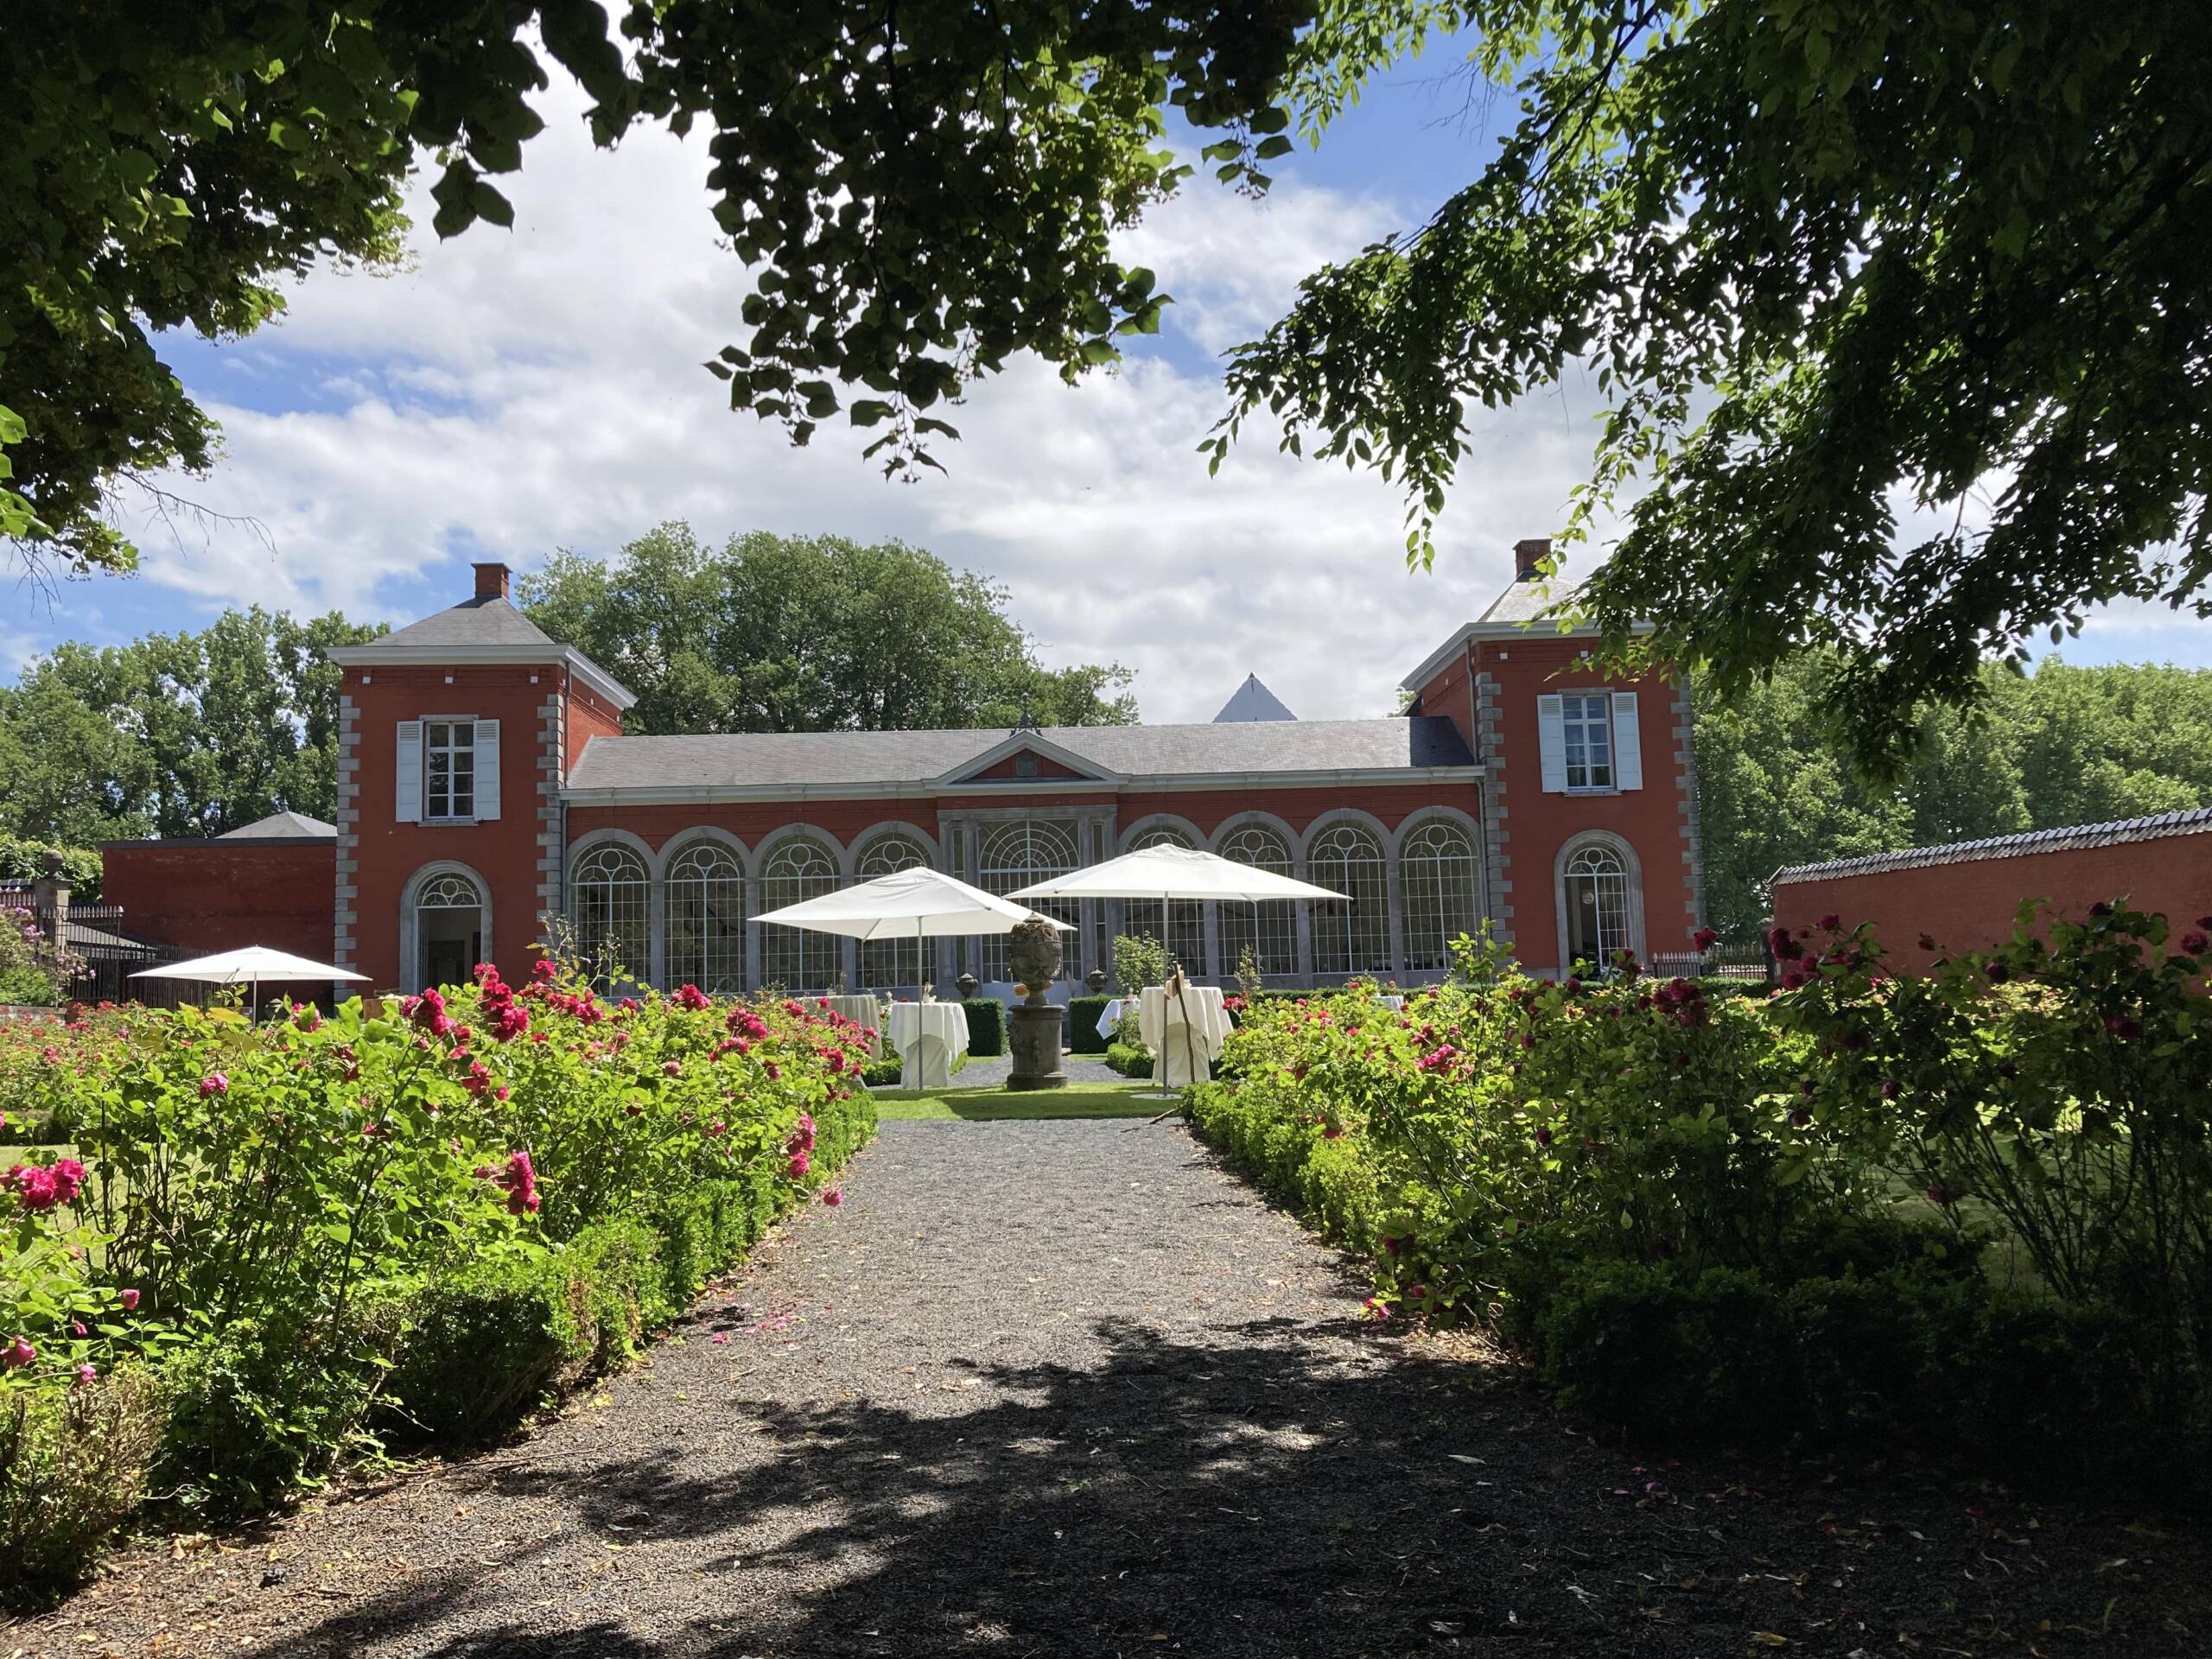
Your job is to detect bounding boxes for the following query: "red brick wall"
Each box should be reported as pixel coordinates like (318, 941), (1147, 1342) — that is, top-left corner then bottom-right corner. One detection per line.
(1471, 636), (1699, 971)
(1410, 651), (1478, 753)
(1772, 831), (2212, 974)
(969, 750), (1090, 781)
(103, 841), (339, 1004)
(345, 663), (563, 988)
(565, 675), (624, 769)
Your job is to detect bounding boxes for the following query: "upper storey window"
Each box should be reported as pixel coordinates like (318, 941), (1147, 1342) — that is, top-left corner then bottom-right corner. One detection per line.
(425, 720), (476, 821)
(1537, 691), (1643, 795)
(394, 718), (500, 823)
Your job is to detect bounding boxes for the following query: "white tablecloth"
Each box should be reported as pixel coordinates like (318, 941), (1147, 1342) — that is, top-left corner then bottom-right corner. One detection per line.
(822, 995), (885, 1058)
(1138, 984), (1231, 1088)
(886, 1001), (970, 1090)
(1373, 994), (1406, 1012)
(1095, 995), (1141, 1039)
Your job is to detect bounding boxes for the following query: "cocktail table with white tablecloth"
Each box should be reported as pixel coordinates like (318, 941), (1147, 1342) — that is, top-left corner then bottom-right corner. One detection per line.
(1137, 983), (1232, 1088)
(820, 995), (885, 1058)
(885, 1000), (970, 1089)
(1372, 994), (1406, 1013)
(1095, 995), (1141, 1041)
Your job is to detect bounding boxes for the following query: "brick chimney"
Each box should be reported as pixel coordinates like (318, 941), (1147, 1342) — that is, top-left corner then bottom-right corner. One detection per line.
(1514, 537), (1552, 581)
(473, 562), (511, 601)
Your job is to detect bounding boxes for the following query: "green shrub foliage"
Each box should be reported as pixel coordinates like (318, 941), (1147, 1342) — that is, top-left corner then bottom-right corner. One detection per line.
(0, 960), (875, 1590)
(960, 997), (1006, 1058)
(1105, 1040), (1154, 1079)
(1066, 995), (1112, 1055)
(1190, 906), (2212, 1490)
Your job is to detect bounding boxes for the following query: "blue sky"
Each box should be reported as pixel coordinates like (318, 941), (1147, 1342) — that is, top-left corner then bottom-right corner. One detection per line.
(12, 35), (2204, 718)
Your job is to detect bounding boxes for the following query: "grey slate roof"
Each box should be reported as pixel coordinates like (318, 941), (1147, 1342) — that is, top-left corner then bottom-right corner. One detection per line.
(1477, 574), (1559, 626)
(219, 810), (337, 840)
(1213, 674), (1298, 723)
(1771, 806), (2212, 885)
(567, 716), (1476, 793)
(360, 594), (561, 652)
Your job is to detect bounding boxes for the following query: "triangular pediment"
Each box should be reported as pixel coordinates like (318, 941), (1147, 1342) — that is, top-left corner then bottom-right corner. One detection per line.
(934, 731), (1121, 787)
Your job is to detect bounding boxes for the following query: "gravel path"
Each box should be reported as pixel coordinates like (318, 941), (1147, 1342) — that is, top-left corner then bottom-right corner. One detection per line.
(944, 1050), (1123, 1088)
(22, 1121), (2210, 1658)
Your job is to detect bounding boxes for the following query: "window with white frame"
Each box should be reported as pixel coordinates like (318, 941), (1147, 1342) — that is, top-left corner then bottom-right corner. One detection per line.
(664, 839), (746, 994)
(974, 819), (1080, 983)
(1560, 694), (1612, 791)
(1215, 823), (1299, 978)
(424, 720), (476, 819)
(1128, 826), (1206, 976)
(1400, 820), (1479, 971)
(760, 836), (842, 991)
(1308, 821), (1390, 977)
(570, 842), (650, 985)
(855, 833), (930, 990)
(1561, 842), (1631, 969)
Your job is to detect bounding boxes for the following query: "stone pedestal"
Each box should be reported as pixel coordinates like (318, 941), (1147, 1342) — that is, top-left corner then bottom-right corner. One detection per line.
(1005, 1002), (1067, 1091)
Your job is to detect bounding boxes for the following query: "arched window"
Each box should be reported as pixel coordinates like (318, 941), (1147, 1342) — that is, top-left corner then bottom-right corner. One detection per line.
(1401, 820), (1479, 972)
(664, 840), (746, 994)
(570, 843), (650, 984)
(1215, 823), (1297, 979)
(1307, 821), (1389, 977)
(1561, 842), (1631, 970)
(976, 819), (1080, 984)
(760, 836), (841, 991)
(1127, 824), (1206, 976)
(408, 868), (486, 990)
(855, 833), (930, 990)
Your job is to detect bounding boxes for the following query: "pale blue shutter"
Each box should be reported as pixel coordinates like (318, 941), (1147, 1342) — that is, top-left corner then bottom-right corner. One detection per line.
(395, 721), (423, 823)
(474, 719), (500, 820)
(1611, 692), (1643, 791)
(1536, 695), (1567, 793)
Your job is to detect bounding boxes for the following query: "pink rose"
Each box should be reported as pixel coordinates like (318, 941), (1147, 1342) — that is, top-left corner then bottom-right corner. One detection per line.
(2, 1336), (33, 1369)
(120, 1287), (141, 1312)
(200, 1072), (229, 1098)
(822, 1188), (843, 1208)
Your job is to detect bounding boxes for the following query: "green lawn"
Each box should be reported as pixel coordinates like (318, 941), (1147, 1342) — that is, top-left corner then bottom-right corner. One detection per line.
(869, 1080), (1163, 1120)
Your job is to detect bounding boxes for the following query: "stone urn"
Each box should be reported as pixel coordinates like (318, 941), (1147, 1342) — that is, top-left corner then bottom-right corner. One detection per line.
(1085, 967), (1107, 994)
(1003, 914), (1067, 1091)
(956, 971), (979, 1001)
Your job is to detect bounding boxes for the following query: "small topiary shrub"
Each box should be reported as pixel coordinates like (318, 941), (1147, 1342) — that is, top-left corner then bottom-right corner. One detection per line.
(1067, 995), (1112, 1054)
(0, 1367), (167, 1601)
(961, 997), (1006, 1057)
(1105, 1040), (1154, 1078)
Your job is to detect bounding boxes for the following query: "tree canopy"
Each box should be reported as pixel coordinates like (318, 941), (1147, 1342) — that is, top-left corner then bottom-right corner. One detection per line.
(519, 524), (1138, 735)
(7, 1), (2208, 771)
(1694, 653), (2212, 940)
(0, 607), (382, 844)
(1, 0), (1303, 573)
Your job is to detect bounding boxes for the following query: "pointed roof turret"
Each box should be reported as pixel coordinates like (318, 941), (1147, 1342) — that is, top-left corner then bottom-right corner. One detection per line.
(1212, 674), (1297, 723)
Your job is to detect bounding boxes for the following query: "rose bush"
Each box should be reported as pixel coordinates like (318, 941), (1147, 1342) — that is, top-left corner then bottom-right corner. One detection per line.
(1189, 909), (2209, 1490)
(0, 957), (876, 1596)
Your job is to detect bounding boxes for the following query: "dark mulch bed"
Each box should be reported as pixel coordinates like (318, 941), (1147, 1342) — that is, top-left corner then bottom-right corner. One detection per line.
(16, 1119), (2209, 1657)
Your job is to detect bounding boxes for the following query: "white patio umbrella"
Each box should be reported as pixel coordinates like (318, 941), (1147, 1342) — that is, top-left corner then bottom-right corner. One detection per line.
(133, 945), (369, 1020)
(756, 867), (1072, 1080)
(1011, 845), (1349, 1088)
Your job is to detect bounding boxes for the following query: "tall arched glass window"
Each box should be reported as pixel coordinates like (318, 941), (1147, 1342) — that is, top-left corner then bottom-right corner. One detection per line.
(1126, 825), (1206, 976)
(664, 839), (746, 994)
(1400, 820), (1479, 972)
(1561, 842), (1630, 970)
(1307, 821), (1390, 976)
(570, 843), (650, 984)
(760, 836), (842, 991)
(1213, 823), (1298, 980)
(855, 833), (930, 990)
(976, 819), (1080, 984)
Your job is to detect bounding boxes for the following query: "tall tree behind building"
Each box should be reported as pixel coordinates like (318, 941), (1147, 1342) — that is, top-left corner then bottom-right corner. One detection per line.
(520, 524), (1138, 735)
(1696, 655), (2212, 940)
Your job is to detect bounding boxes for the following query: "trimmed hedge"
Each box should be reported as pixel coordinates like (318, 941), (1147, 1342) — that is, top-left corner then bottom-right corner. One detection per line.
(1105, 1041), (1153, 1078)
(1067, 995), (1112, 1054)
(961, 997), (1006, 1057)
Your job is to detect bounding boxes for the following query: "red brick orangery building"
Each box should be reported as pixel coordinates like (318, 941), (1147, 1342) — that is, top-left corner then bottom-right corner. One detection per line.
(302, 543), (1703, 997)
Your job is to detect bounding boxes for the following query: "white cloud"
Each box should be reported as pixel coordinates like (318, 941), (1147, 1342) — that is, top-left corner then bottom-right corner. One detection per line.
(118, 67), (1605, 724)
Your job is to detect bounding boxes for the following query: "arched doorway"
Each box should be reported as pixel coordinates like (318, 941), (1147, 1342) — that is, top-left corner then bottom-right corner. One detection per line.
(1561, 842), (1630, 970)
(406, 867), (487, 991)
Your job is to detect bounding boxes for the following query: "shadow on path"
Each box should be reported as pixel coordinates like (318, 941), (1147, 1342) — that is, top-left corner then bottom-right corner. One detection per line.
(234, 1313), (2209, 1659)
